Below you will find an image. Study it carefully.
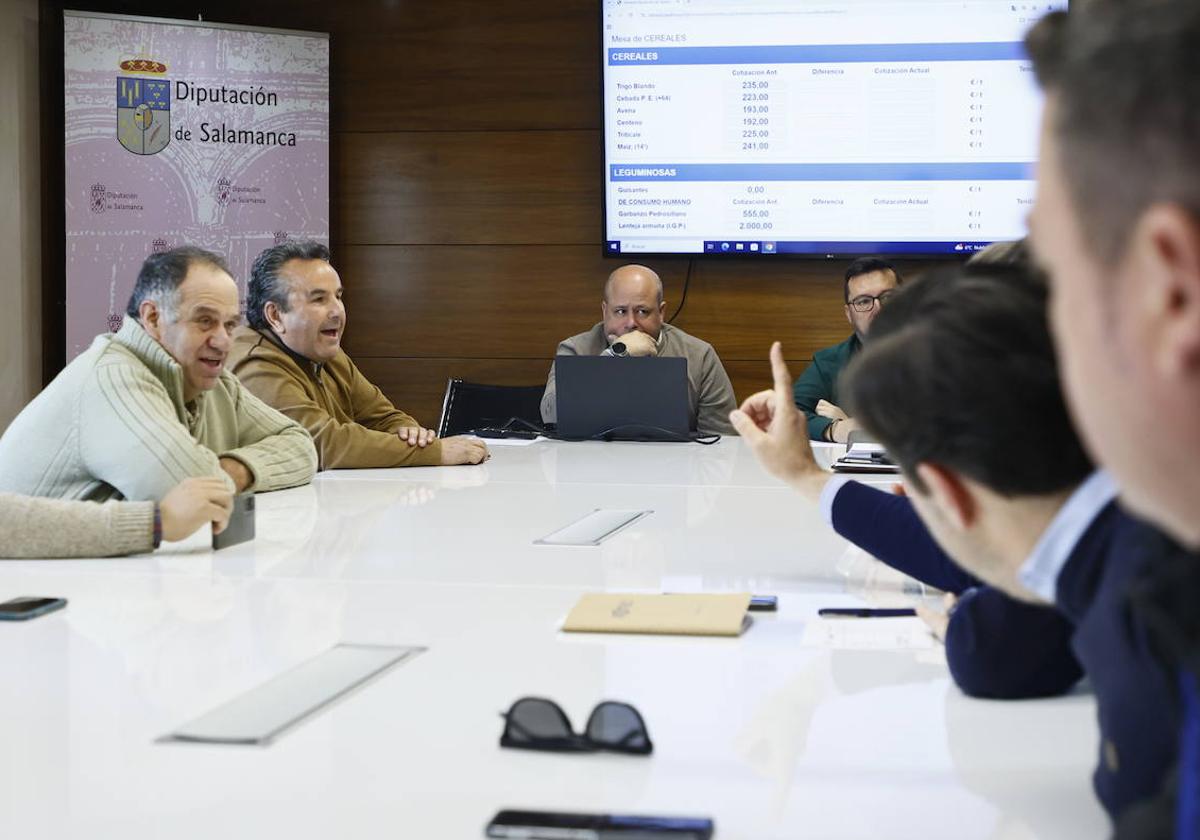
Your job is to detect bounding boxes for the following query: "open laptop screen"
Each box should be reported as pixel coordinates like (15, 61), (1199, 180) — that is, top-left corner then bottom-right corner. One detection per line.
(554, 356), (691, 441)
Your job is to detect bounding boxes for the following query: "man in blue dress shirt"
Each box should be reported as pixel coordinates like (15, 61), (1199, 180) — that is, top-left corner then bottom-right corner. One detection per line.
(732, 263), (1181, 822)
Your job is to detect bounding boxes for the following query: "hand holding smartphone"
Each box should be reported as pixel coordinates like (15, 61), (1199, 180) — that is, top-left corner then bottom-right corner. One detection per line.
(212, 494), (255, 550)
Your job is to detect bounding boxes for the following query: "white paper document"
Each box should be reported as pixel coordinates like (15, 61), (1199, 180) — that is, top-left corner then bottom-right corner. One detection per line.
(467, 435), (547, 447)
(799, 617), (935, 651)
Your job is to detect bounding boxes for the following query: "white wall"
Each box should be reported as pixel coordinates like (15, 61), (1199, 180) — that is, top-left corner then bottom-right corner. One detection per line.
(0, 0), (41, 434)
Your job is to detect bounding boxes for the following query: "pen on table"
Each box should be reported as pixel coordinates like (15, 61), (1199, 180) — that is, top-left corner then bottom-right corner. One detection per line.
(817, 607), (917, 618)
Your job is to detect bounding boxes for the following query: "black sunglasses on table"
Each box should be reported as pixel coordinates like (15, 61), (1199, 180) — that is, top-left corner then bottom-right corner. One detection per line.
(499, 696), (653, 756)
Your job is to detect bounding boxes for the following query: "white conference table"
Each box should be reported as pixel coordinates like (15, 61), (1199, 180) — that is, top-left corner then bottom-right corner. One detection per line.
(0, 439), (1108, 839)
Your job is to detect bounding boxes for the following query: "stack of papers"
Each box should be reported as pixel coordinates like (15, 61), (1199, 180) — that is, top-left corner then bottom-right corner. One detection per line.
(832, 443), (901, 474)
(800, 617), (935, 650)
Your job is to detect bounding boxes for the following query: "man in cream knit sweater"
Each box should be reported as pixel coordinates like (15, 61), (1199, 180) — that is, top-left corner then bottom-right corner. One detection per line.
(0, 478), (232, 559)
(0, 247), (317, 503)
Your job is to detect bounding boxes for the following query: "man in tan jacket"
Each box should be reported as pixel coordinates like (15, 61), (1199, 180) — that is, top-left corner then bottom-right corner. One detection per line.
(228, 241), (488, 470)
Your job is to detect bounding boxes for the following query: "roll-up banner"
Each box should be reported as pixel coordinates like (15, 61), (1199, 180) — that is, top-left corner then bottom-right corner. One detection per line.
(63, 11), (330, 359)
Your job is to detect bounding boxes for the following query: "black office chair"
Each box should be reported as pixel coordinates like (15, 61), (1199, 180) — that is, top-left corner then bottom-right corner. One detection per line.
(436, 379), (547, 437)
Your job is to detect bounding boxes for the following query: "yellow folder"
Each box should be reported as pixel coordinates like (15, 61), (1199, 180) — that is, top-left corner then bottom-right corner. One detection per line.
(562, 593), (752, 637)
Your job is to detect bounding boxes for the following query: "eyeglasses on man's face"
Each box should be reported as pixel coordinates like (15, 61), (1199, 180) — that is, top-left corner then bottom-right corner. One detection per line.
(848, 290), (895, 312)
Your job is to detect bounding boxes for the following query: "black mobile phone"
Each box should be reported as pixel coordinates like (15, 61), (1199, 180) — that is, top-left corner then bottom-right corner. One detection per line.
(818, 607), (917, 619)
(473, 427), (539, 440)
(212, 494), (255, 550)
(830, 461), (901, 474)
(0, 597), (67, 621)
(486, 809), (714, 839)
(748, 595), (778, 612)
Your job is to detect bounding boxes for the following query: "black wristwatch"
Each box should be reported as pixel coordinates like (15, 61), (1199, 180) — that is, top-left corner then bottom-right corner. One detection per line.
(610, 341), (628, 357)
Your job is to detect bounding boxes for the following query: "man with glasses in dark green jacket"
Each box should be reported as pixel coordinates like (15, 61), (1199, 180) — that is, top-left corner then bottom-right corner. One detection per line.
(792, 257), (901, 442)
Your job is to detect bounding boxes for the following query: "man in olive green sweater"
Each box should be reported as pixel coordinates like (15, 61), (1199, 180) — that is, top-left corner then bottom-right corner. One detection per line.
(0, 247), (317, 503)
(228, 241), (488, 470)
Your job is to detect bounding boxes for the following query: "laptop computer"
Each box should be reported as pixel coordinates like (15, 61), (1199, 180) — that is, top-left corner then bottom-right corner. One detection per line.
(554, 355), (692, 442)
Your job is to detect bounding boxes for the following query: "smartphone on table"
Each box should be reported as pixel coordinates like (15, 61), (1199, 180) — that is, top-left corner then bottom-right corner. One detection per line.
(0, 597), (67, 621)
(486, 810), (714, 839)
(212, 494), (255, 550)
(748, 595), (778, 612)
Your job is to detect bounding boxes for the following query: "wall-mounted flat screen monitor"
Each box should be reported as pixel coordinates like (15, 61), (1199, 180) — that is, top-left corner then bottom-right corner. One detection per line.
(601, 0), (1067, 258)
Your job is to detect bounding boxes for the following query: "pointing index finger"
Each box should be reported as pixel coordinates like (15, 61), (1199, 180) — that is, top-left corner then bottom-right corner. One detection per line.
(770, 342), (794, 400)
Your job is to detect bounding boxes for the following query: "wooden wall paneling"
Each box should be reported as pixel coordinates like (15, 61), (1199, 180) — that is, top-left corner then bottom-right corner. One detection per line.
(670, 260), (849, 361)
(336, 248), (934, 363)
(722, 359), (810, 407)
(337, 131), (602, 245)
(338, 245), (938, 420)
(333, 0), (601, 131)
(337, 244), (690, 359)
(669, 258), (936, 359)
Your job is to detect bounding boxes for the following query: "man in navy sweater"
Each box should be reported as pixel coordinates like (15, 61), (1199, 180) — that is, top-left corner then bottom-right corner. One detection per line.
(1025, 4), (1200, 838)
(731, 264), (1181, 822)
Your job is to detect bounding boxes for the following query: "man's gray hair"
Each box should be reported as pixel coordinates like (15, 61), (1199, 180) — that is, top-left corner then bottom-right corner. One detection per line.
(126, 246), (231, 322)
(246, 240), (332, 331)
